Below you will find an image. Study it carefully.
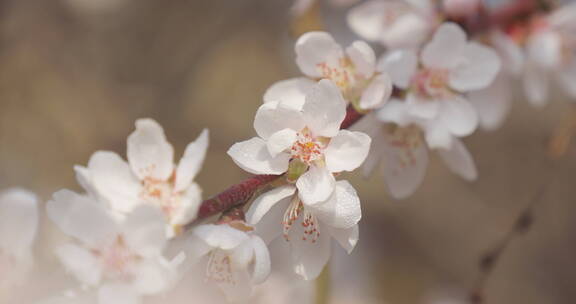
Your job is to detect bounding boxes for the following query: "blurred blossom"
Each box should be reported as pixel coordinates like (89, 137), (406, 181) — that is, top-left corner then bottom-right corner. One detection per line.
(0, 188), (39, 299)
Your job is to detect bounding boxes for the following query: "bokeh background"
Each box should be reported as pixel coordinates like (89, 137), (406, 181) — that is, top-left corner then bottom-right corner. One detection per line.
(1, 0), (576, 303)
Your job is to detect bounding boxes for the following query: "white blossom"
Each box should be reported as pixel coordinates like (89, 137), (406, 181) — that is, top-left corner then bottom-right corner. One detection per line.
(0, 188), (38, 294)
(282, 31), (392, 110)
(75, 118), (209, 234)
(188, 222), (271, 301)
(347, 0), (438, 49)
(47, 190), (180, 304)
(379, 22), (500, 149)
(245, 180), (360, 280)
(229, 79), (371, 206)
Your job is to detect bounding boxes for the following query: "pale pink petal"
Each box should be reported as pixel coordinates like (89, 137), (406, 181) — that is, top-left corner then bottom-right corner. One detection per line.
(249, 236), (271, 284)
(381, 128), (429, 199)
(438, 96), (479, 137)
(523, 62), (549, 107)
(246, 185), (297, 226)
(98, 283), (140, 304)
(175, 129), (209, 192)
(302, 79), (347, 137)
(309, 180), (361, 229)
(406, 93), (441, 119)
(376, 98), (415, 126)
(491, 30), (524, 75)
(381, 12), (431, 48)
(56, 243), (102, 286)
(0, 188), (38, 258)
(127, 118), (174, 181)
(170, 182), (202, 226)
(324, 130), (371, 173)
(359, 73), (393, 110)
(526, 31), (561, 69)
(122, 205), (167, 257)
(289, 218), (331, 280)
(267, 129), (298, 157)
(193, 224), (249, 250)
(263, 78), (315, 110)
(47, 190), (118, 247)
(227, 137), (291, 175)
(83, 151), (142, 213)
(347, 0), (390, 42)
(329, 225), (359, 254)
(131, 260), (175, 295)
(437, 138), (477, 181)
(449, 42), (501, 91)
(296, 165), (336, 206)
(346, 40), (376, 78)
(468, 72), (512, 131)
(254, 101), (305, 140)
(423, 122), (453, 149)
(422, 22), (467, 69)
(378, 49), (418, 89)
(295, 32), (344, 78)
(557, 61), (576, 99)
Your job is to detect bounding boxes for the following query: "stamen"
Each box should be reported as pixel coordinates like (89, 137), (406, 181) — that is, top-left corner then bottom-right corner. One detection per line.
(206, 250), (235, 285)
(282, 196), (303, 241)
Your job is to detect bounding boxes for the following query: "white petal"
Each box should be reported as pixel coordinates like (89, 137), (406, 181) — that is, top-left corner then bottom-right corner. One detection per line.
(406, 93), (441, 119)
(378, 49), (418, 89)
(523, 62), (549, 107)
(267, 129), (298, 157)
(380, 12), (431, 49)
(449, 42), (501, 91)
(98, 284), (140, 304)
(376, 98), (415, 126)
(47, 190), (118, 247)
(346, 0), (389, 42)
(170, 182), (202, 225)
(296, 165), (336, 206)
(127, 118), (174, 181)
(526, 31), (561, 69)
(295, 32), (344, 78)
(0, 188), (38, 258)
(246, 185), (297, 226)
(362, 130), (384, 178)
(230, 239), (254, 271)
(175, 129), (209, 192)
(324, 130), (371, 173)
(438, 96), (479, 137)
(423, 122), (453, 149)
(289, 218), (331, 280)
(263, 78), (316, 110)
(227, 137), (291, 175)
(309, 180), (361, 229)
(329, 225), (359, 254)
(302, 79), (347, 137)
(346, 40), (376, 78)
(359, 73), (393, 110)
(193, 224), (249, 250)
(422, 22), (467, 69)
(254, 101), (305, 140)
(131, 259), (175, 295)
(558, 65), (576, 99)
(491, 30), (524, 75)
(84, 151), (142, 213)
(216, 268), (252, 302)
(381, 128), (429, 199)
(249, 190), (294, 244)
(468, 72), (512, 131)
(56, 243), (102, 286)
(248, 236), (271, 284)
(122, 205), (167, 257)
(437, 138), (477, 181)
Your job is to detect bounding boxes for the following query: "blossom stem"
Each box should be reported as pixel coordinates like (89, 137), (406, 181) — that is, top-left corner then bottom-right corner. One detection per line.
(189, 105), (365, 226)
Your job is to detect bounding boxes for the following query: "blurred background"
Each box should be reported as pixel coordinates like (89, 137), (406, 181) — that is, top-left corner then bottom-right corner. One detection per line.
(1, 0), (576, 303)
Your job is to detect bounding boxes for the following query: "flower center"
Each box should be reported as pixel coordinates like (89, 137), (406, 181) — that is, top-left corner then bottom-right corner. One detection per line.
(412, 68), (451, 99)
(290, 128), (325, 165)
(206, 250), (235, 285)
(141, 175), (180, 219)
(282, 196), (320, 244)
(92, 237), (140, 281)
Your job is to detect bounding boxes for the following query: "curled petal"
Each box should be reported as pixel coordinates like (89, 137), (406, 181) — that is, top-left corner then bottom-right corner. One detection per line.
(346, 40), (376, 78)
(254, 101), (305, 140)
(228, 137), (290, 175)
(437, 138), (477, 181)
(246, 185), (297, 226)
(359, 73), (393, 110)
(193, 224), (249, 250)
(310, 180), (362, 229)
(249, 236), (271, 284)
(267, 129), (298, 157)
(296, 165), (336, 206)
(295, 32), (344, 78)
(330, 225), (359, 254)
(175, 129), (209, 192)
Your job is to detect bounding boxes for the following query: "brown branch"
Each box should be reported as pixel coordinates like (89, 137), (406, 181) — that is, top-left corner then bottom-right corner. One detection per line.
(187, 105), (365, 227)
